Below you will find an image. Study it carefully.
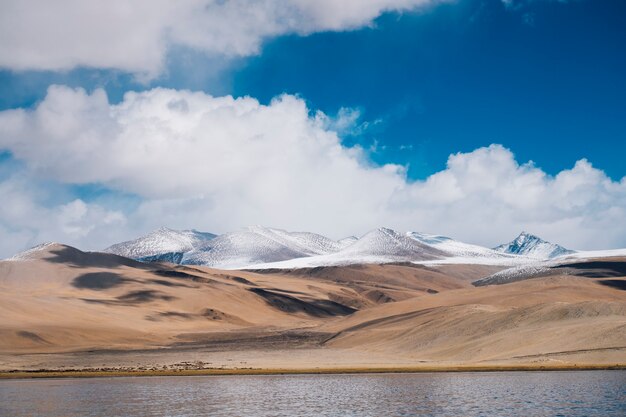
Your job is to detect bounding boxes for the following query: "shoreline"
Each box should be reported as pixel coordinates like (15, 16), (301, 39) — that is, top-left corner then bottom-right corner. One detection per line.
(2, 364), (625, 380)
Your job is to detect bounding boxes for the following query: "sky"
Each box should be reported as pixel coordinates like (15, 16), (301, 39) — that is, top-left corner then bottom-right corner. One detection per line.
(0, 0), (625, 256)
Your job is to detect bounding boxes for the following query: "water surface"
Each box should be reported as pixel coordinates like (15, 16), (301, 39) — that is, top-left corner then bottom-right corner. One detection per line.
(1, 371), (624, 416)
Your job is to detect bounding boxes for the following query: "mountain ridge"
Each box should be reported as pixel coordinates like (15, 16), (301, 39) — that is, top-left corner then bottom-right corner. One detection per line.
(97, 226), (567, 269)
(8, 226), (608, 270)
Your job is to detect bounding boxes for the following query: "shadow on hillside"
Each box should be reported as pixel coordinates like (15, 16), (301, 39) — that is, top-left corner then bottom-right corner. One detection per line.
(44, 246), (148, 269)
(554, 261), (626, 278)
(249, 288), (356, 317)
(82, 290), (177, 306)
(598, 279), (626, 291)
(72, 272), (132, 290)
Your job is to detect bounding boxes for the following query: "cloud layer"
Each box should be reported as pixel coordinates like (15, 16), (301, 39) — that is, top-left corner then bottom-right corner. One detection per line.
(0, 85), (624, 256)
(0, 0), (442, 78)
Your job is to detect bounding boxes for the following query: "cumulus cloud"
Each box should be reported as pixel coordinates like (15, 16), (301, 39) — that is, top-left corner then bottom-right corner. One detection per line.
(0, 86), (405, 245)
(0, 85), (625, 256)
(0, 0), (443, 78)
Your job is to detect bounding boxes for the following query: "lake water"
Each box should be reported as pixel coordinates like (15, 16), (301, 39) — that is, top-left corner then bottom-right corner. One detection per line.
(0, 371), (624, 416)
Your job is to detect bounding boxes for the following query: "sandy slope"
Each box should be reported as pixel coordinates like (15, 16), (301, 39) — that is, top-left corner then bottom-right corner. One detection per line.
(0, 244), (624, 371)
(0, 244), (359, 354)
(322, 276), (626, 363)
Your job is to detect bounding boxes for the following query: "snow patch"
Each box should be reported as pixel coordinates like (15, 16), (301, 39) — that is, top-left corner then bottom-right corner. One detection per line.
(6, 242), (59, 261)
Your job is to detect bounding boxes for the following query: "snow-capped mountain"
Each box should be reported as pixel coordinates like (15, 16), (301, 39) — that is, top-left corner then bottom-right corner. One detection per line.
(103, 226), (452, 269)
(99, 226), (540, 269)
(182, 226), (345, 268)
(10, 226), (626, 270)
(493, 232), (574, 259)
(103, 227), (216, 263)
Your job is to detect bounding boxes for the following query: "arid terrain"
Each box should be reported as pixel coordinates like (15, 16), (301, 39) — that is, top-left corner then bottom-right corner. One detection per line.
(1, 244), (624, 375)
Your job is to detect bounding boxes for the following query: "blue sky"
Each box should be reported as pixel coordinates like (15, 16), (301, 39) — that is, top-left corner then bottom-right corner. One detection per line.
(234, 0), (626, 179)
(0, 0), (625, 254)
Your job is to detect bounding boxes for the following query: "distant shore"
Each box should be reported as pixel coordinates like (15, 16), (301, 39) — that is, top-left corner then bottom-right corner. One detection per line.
(2, 364), (625, 380)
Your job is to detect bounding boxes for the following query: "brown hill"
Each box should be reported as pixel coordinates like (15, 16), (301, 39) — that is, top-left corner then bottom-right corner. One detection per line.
(0, 245), (624, 372)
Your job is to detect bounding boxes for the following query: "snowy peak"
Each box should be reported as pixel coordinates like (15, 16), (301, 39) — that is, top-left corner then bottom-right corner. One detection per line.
(494, 232), (574, 259)
(103, 227), (217, 261)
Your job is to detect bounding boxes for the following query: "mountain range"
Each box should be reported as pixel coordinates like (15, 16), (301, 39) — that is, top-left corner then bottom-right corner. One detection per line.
(2, 228), (625, 373)
(95, 225), (589, 270)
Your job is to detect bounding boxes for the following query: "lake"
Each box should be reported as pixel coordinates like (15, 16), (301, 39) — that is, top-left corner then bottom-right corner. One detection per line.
(1, 371), (624, 416)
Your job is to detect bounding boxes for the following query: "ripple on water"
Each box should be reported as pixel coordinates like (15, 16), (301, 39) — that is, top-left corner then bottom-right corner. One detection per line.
(0, 371), (624, 417)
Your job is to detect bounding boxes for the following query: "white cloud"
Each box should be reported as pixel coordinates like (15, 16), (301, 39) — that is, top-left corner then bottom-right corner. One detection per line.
(0, 85), (625, 256)
(0, 0), (444, 78)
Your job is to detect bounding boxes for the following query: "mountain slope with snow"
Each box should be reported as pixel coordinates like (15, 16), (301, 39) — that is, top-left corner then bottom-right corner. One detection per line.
(103, 227), (216, 262)
(99, 226), (543, 269)
(494, 232), (574, 259)
(407, 232), (510, 259)
(7, 242), (60, 261)
(244, 228), (450, 269)
(182, 226), (345, 268)
(559, 248), (626, 260)
(339, 228), (447, 260)
(337, 236), (359, 249)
